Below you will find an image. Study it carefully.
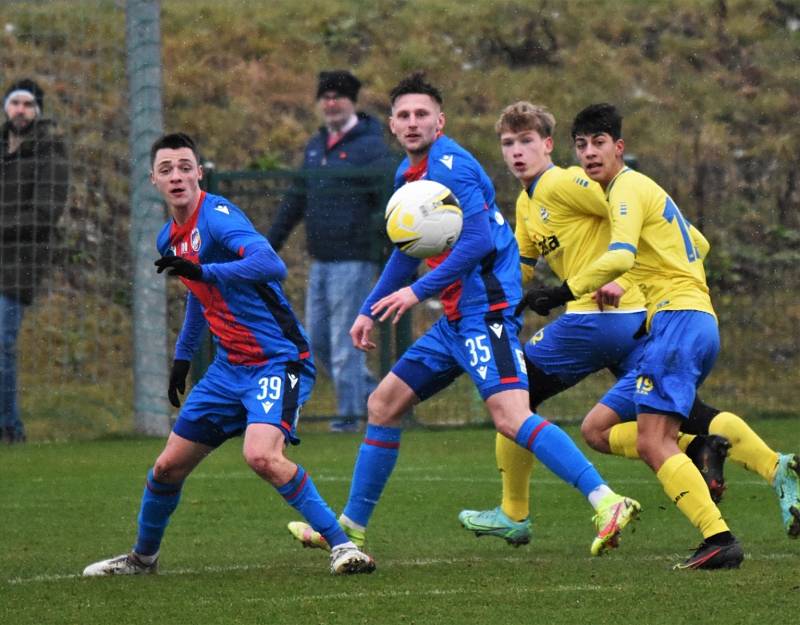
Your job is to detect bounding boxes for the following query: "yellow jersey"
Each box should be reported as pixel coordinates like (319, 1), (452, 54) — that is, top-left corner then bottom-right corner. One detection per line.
(568, 166), (714, 322)
(515, 165), (646, 313)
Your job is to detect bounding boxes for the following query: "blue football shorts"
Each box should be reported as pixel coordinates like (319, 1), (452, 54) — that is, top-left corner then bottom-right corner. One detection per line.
(392, 310), (528, 401)
(524, 311), (645, 386)
(600, 310), (719, 420)
(173, 357), (316, 447)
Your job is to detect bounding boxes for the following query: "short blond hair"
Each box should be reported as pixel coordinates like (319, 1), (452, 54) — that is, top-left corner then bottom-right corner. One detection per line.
(495, 101), (555, 138)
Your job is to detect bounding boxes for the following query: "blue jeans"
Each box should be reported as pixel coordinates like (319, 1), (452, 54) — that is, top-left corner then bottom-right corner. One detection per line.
(306, 260), (377, 419)
(0, 293), (24, 439)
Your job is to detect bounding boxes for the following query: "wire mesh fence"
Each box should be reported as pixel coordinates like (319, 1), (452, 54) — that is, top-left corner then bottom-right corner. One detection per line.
(2, 0), (797, 442)
(3, 1), (134, 439)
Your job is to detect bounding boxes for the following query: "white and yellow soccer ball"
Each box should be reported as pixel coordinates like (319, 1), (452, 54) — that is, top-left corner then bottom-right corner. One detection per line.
(384, 180), (463, 259)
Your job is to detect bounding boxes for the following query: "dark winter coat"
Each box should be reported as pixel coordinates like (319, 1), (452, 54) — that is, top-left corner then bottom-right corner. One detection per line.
(267, 112), (394, 262)
(0, 119), (69, 305)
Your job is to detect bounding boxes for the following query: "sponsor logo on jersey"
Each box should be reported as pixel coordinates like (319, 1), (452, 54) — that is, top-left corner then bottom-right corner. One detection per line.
(573, 176), (590, 188)
(439, 154), (454, 170)
(536, 234), (560, 256)
(190, 228), (202, 252)
(261, 401), (274, 414)
(619, 202), (628, 216)
(477, 365), (488, 380)
(214, 204), (230, 215)
(288, 373), (298, 389)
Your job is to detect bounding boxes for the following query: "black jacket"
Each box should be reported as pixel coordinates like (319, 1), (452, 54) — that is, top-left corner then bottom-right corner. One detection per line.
(0, 119), (69, 304)
(267, 112), (394, 262)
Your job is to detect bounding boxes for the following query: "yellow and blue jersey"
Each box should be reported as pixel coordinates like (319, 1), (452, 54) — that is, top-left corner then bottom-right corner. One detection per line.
(515, 165), (646, 313)
(568, 167), (714, 322)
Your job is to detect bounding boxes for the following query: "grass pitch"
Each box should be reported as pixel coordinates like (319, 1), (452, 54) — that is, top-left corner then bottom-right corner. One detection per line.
(3, 420), (797, 625)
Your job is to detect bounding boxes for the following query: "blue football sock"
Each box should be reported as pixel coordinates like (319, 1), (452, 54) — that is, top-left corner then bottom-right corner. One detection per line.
(277, 465), (348, 548)
(133, 468), (183, 556)
(515, 414), (605, 498)
(342, 424), (402, 527)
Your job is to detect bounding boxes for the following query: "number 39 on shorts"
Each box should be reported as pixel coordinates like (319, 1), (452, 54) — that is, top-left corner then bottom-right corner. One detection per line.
(257, 376), (282, 400)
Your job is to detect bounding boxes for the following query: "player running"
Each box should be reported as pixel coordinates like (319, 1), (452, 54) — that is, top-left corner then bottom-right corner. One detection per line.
(460, 102), (800, 548)
(82, 133), (374, 577)
(287, 74), (639, 561)
(520, 104), (750, 569)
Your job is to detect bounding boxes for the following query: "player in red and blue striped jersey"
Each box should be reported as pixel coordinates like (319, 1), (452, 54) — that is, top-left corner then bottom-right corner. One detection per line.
(82, 133), (374, 577)
(288, 74), (639, 560)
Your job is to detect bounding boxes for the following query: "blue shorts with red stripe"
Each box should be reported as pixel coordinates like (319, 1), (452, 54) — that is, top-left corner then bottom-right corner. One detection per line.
(392, 310), (528, 401)
(173, 357), (315, 447)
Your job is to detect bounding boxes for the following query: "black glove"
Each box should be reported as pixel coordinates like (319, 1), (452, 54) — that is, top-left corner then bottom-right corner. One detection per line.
(155, 256), (204, 281)
(514, 281), (575, 317)
(168, 359), (191, 408)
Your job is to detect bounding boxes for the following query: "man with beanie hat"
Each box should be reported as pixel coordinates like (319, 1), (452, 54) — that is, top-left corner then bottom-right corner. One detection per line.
(268, 70), (393, 433)
(1, 78), (69, 443)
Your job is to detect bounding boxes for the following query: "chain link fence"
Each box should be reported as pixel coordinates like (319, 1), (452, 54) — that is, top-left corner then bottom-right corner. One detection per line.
(3, 1), (137, 440)
(3, 0), (796, 442)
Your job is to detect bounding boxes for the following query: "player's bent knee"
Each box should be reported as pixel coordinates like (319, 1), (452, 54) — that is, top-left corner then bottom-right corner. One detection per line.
(152, 457), (191, 484)
(366, 385), (410, 427)
(243, 450), (285, 481)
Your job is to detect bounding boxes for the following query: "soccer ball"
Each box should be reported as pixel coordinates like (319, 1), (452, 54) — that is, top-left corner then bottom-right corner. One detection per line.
(385, 180), (463, 259)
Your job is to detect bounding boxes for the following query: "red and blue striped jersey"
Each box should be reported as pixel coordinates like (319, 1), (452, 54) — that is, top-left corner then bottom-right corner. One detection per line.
(156, 192), (311, 366)
(394, 135), (521, 320)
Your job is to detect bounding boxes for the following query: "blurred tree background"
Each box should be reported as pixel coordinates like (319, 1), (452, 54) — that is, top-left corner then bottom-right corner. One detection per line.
(2, 0), (798, 437)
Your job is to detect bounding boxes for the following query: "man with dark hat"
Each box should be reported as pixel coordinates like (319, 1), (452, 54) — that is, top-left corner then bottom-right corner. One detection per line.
(268, 70), (392, 432)
(1, 78), (69, 443)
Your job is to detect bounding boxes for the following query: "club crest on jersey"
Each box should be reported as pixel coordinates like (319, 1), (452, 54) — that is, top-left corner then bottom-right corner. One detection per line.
(539, 205), (550, 222)
(190, 228), (201, 252)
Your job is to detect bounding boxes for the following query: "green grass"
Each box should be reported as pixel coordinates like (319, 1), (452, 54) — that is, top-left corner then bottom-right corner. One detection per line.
(3, 420), (798, 624)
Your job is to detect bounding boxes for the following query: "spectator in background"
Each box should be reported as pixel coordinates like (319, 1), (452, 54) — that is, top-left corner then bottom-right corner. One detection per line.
(268, 70), (392, 433)
(0, 78), (69, 444)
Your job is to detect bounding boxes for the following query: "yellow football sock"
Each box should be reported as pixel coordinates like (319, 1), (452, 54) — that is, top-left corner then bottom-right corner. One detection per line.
(609, 422), (695, 458)
(676, 432), (695, 453)
(608, 422), (639, 458)
(497, 433), (534, 521)
(656, 453), (729, 538)
(709, 411), (780, 483)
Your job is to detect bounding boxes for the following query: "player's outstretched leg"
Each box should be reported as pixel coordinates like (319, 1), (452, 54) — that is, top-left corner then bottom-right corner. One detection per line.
(773, 453), (800, 538)
(512, 413), (641, 555)
(458, 507), (532, 547)
(685, 434), (730, 504)
(82, 552), (159, 576)
(590, 494), (641, 556)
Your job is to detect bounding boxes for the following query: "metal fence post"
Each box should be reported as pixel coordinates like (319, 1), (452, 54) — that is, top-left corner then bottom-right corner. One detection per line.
(126, 0), (169, 435)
